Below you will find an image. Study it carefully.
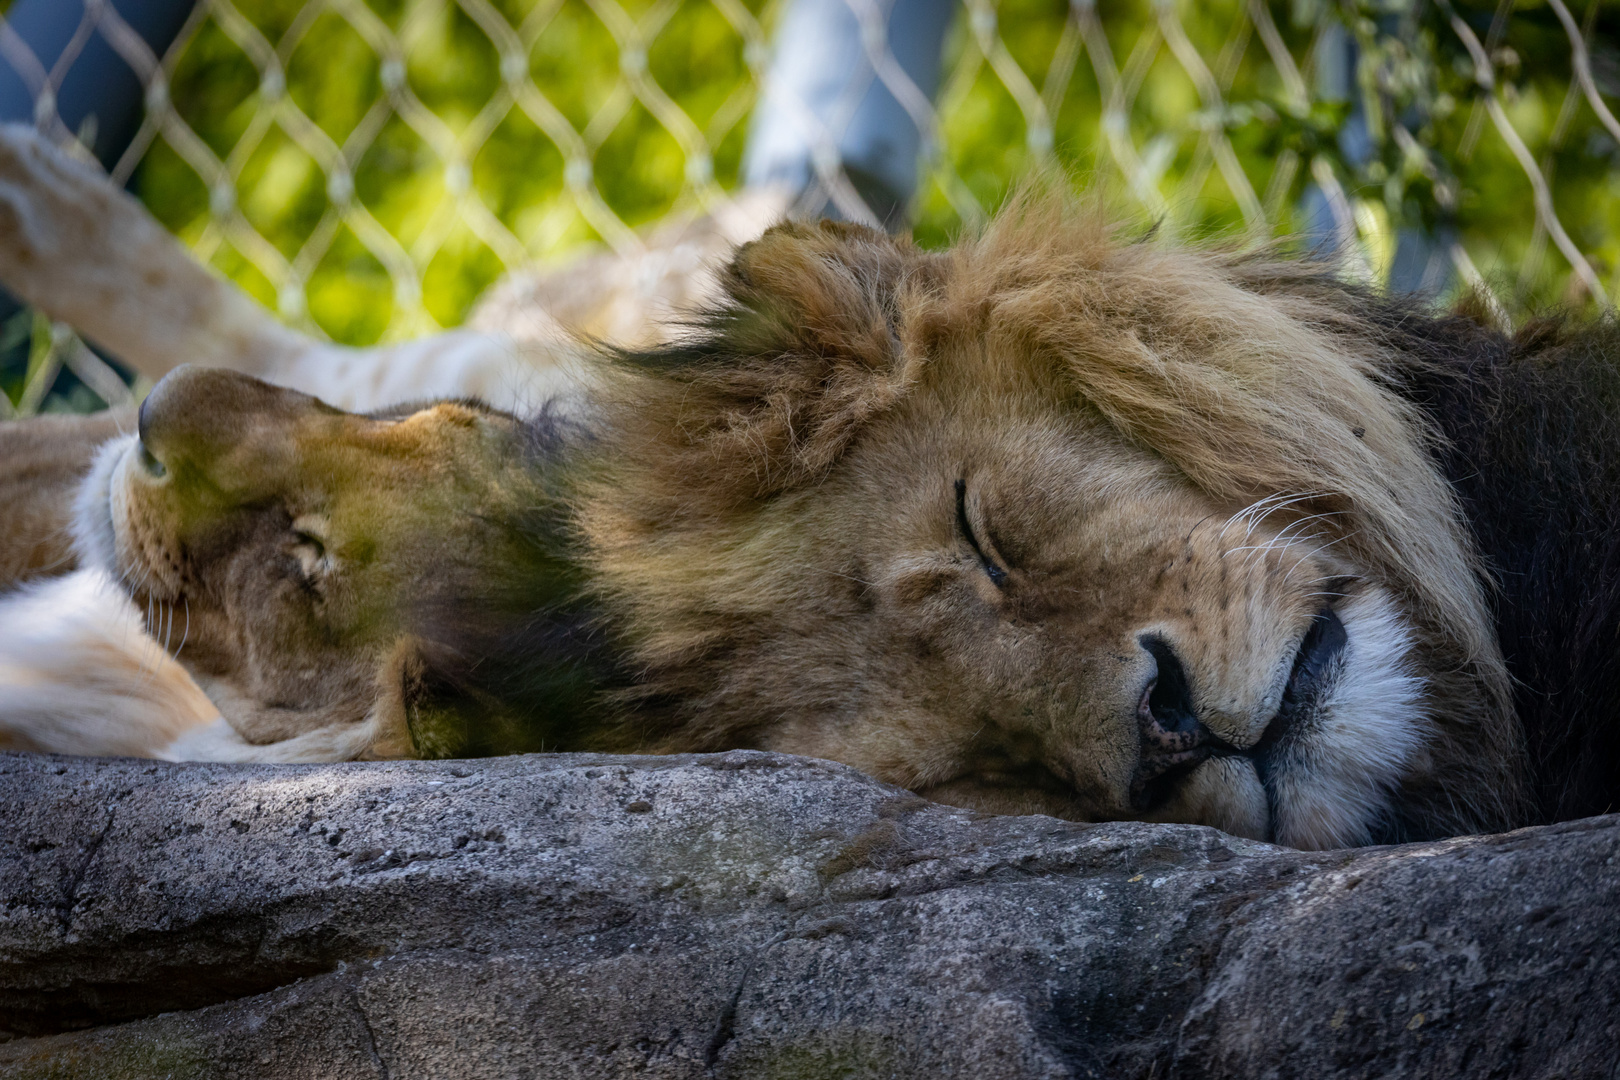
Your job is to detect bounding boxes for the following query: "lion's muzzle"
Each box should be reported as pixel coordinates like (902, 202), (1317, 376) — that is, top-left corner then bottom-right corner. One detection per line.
(1132, 604), (1351, 817)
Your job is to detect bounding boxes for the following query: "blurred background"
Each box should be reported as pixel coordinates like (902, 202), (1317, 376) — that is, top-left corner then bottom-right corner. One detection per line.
(0, 0), (1615, 415)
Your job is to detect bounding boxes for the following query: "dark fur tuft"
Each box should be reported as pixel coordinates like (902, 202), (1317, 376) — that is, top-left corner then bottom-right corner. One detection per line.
(401, 406), (626, 757)
(1376, 307), (1620, 822)
(600, 219), (933, 513)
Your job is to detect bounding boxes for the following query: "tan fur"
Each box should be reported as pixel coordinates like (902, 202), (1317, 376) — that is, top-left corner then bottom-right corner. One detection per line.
(0, 408), (131, 585)
(580, 200), (1524, 846)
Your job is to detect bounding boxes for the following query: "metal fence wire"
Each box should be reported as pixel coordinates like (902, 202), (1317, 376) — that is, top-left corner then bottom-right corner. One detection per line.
(0, 0), (1616, 417)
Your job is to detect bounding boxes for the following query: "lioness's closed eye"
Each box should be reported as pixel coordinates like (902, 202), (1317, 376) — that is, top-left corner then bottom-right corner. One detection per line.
(1, 365), (608, 763)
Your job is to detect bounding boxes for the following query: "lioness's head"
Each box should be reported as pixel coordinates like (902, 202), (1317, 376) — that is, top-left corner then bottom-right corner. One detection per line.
(73, 365), (603, 760)
(584, 204), (1525, 848)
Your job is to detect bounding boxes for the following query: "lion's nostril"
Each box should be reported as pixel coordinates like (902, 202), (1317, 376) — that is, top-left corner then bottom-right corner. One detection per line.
(1283, 606), (1347, 711)
(1131, 635), (1218, 811)
(1255, 605), (1349, 755)
(1140, 635), (1198, 737)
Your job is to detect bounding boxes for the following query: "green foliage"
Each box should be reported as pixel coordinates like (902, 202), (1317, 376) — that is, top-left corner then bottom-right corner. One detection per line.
(913, 0), (1619, 313)
(136, 0), (763, 345)
(111, 0), (1620, 354)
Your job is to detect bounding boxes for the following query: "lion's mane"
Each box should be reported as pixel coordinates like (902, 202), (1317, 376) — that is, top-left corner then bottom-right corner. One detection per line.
(530, 198), (1618, 837)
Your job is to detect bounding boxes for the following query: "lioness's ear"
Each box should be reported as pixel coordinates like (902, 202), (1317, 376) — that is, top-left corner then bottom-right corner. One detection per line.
(614, 219), (932, 505)
(398, 642), (479, 760)
(401, 634), (603, 759)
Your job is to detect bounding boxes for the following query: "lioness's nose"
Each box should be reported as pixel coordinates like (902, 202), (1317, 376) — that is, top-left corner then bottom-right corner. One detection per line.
(138, 365), (318, 469)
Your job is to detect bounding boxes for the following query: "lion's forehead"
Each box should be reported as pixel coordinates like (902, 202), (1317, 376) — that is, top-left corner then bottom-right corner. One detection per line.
(834, 401), (1211, 550)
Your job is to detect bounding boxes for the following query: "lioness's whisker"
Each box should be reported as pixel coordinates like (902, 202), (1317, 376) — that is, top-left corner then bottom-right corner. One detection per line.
(162, 599), (175, 663)
(173, 597), (190, 662)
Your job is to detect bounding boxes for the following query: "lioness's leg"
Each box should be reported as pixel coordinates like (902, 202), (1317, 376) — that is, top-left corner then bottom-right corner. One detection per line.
(0, 407), (132, 586)
(0, 125), (571, 412)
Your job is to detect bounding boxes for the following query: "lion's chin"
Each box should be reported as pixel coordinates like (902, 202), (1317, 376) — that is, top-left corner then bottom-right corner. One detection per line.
(1260, 588), (1430, 849)
(70, 434), (135, 578)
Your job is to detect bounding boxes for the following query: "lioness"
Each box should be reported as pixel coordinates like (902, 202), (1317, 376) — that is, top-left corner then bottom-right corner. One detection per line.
(1, 129), (1617, 850)
(1, 366), (604, 762)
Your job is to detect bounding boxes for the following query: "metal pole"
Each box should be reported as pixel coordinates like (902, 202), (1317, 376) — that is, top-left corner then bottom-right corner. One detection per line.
(1303, 20), (1450, 295)
(742, 0), (957, 231)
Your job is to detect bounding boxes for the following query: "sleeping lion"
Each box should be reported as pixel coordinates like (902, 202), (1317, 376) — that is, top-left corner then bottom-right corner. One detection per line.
(0, 127), (1616, 850)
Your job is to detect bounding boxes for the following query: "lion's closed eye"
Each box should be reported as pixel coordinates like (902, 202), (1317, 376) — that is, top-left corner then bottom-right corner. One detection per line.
(289, 514), (333, 583)
(954, 479), (1008, 587)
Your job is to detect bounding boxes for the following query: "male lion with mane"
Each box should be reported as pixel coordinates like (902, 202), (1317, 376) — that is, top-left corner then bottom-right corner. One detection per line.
(0, 128), (1616, 850)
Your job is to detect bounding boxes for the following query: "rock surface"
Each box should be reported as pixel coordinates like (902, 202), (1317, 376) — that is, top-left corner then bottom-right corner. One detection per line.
(0, 750), (1615, 1079)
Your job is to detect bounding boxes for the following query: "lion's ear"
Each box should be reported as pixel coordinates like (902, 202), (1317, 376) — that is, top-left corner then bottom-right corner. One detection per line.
(615, 219), (929, 505)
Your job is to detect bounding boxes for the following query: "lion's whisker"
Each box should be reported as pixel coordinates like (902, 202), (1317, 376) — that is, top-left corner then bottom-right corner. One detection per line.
(1222, 543), (1280, 555)
(1221, 492), (1327, 551)
(1245, 530), (1319, 568)
(1229, 529), (1313, 562)
(1250, 511), (1350, 566)
(1283, 532), (1361, 582)
(1222, 490), (1296, 532)
(1299, 571), (1362, 583)
(1185, 512), (1221, 544)
(1228, 506), (1351, 568)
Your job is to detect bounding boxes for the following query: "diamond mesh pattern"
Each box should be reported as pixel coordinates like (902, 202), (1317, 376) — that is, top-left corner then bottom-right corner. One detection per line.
(2, 0), (1616, 417)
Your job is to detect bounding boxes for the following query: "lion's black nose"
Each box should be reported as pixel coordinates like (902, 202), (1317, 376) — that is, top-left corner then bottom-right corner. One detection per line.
(1131, 635), (1218, 809)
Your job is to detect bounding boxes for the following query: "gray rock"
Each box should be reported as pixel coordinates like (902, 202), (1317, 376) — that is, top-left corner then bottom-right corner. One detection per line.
(0, 750), (1615, 1079)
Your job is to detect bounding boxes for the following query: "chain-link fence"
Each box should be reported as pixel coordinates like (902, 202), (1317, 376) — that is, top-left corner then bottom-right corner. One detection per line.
(1, 0), (1616, 417)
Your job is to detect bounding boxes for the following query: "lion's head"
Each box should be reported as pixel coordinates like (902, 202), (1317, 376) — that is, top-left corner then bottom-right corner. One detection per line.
(581, 202), (1526, 848)
(72, 365), (605, 761)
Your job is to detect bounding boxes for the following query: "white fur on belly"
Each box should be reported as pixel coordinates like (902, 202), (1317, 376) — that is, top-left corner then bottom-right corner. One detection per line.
(1268, 587), (1429, 849)
(0, 569), (219, 757)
